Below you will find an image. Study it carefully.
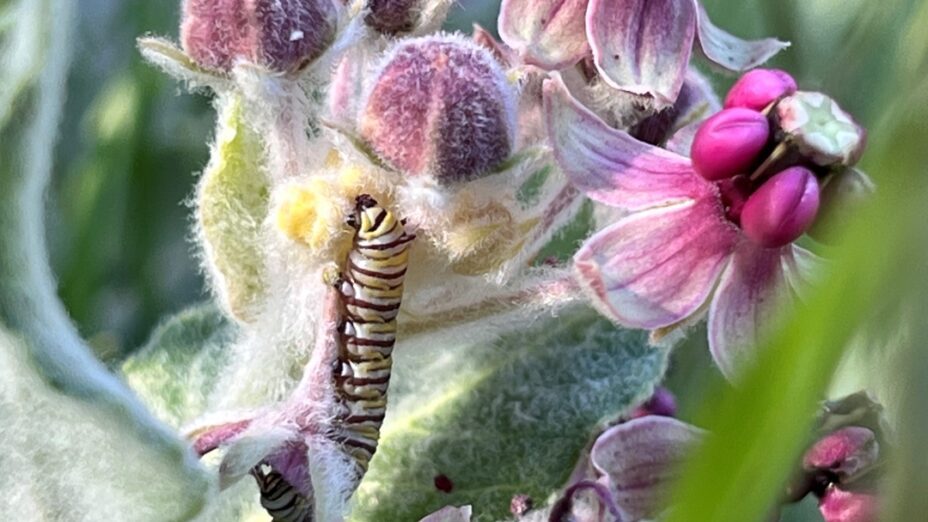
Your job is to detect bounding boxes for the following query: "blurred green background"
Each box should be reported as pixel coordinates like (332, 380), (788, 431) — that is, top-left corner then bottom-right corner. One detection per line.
(43, 0), (927, 520)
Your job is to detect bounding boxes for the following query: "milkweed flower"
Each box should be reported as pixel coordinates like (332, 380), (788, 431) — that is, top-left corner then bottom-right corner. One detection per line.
(545, 69), (868, 378)
(498, 0), (788, 107)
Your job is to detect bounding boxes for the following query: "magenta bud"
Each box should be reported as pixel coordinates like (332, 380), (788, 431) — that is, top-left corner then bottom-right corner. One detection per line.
(630, 387), (677, 419)
(724, 69), (797, 111)
(803, 427), (879, 483)
(360, 36), (516, 184)
(741, 166), (820, 247)
(365, 0), (419, 35)
(819, 486), (880, 522)
(691, 108), (771, 181)
(181, 0), (339, 74)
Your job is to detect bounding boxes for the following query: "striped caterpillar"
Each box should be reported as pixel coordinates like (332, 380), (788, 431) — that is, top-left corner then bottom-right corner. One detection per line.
(334, 194), (415, 470)
(252, 465), (314, 522)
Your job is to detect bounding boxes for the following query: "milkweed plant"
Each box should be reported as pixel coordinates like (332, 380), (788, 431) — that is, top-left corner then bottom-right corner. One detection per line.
(3, 0), (912, 521)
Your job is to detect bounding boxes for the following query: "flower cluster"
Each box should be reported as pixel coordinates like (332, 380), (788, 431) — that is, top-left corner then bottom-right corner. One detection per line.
(547, 67), (870, 378)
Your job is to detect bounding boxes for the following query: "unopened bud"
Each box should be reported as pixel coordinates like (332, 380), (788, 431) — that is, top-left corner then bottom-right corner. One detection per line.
(181, 0), (339, 74)
(724, 69), (797, 111)
(365, 0), (419, 35)
(629, 387), (677, 419)
(819, 486), (879, 522)
(776, 91), (866, 167)
(741, 166), (820, 247)
(691, 108), (771, 181)
(360, 36), (516, 184)
(803, 427), (879, 483)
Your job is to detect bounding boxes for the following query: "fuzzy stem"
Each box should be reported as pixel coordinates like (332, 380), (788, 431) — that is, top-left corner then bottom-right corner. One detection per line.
(398, 272), (581, 337)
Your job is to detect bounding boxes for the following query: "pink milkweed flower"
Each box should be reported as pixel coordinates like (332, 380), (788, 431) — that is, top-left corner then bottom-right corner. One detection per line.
(544, 72), (838, 378)
(498, 0), (788, 107)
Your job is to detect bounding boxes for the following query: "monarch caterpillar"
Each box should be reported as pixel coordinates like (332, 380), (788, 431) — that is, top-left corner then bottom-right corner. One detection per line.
(252, 465), (314, 522)
(334, 194), (415, 470)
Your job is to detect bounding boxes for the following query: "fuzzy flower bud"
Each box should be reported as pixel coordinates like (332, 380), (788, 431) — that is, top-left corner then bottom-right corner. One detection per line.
(741, 166), (820, 247)
(181, 0), (339, 74)
(691, 108), (771, 181)
(724, 69), (797, 111)
(360, 36), (516, 184)
(365, 0), (419, 35)
(776, 91), (866, 167)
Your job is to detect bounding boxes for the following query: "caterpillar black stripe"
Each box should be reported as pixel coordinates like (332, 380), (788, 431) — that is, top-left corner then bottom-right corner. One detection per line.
(252, 465), (314, 522)
(334, 194), (415, 470)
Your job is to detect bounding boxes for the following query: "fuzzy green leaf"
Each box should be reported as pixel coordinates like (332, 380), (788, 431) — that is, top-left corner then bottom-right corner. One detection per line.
(122, 303), (237, 428)
(197, 94), (270, 322)
(351, 307), (668, 522)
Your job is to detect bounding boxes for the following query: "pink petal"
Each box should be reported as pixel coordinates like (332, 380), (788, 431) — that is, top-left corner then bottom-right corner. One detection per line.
(591, 416), (705, 520)
(497, 0), (590, 70)
(695, 2), (789, 72)
(543, 75), (714, 212)
(587, 0), (697, 107)
(574, 197), (738, 329)
(708, 242), (819, 379)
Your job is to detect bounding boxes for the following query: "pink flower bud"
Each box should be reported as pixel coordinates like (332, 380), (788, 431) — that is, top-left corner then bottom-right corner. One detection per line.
(724, 69), (797, 111)
(365, 0), (419, 35)
(803, 427), (879, 482)
(691, 108), (771, 181)
(360, 36), (516, 184)
(181, 0), (339, 74)
(741, 166), (820, 247)
(819, 486), (879, 522)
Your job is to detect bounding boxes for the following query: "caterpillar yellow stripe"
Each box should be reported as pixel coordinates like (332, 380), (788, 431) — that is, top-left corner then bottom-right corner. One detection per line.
(335, 194), (415, 470)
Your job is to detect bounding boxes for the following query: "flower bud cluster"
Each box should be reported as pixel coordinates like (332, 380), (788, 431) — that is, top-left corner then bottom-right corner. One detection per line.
(689, 69), (867, 248)
(181, 0), (339, 74)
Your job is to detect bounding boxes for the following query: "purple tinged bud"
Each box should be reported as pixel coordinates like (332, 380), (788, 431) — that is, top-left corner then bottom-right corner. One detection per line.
(724, 69), (797, 111)
(365, 0), (419, 35)
(360, 36), (516, 184)
(181, 0), (250, 72)
(803, 427), (879, 483)
(630, 387), (677, 419)
(181, 0), (339, 74)
(776, 91), (866, 167)
(741, 166), (820, 247)
(691, 108), (770, 181)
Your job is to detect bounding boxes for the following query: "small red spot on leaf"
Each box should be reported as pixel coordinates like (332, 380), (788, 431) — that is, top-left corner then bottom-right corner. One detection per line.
(434, 474), (453, 493)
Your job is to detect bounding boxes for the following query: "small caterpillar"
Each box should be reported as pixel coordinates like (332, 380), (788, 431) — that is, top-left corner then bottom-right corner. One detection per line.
(252, 465), (314, 522)
(334, 194), (415, 470)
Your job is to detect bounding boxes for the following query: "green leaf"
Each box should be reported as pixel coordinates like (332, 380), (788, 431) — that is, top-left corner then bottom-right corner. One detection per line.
(351, 307), (668, 522)
(122, 303), (237, 428)
(196, 94), (270, 322)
